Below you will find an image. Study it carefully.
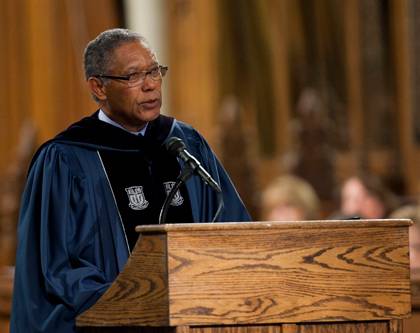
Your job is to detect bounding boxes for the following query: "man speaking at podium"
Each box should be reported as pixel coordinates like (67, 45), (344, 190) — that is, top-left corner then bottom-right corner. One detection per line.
(11, 28), (250, 333)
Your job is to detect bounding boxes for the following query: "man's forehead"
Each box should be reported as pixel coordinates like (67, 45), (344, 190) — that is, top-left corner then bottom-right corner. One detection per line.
(110, 41), (157, 69)
(116, 41), (155, 57)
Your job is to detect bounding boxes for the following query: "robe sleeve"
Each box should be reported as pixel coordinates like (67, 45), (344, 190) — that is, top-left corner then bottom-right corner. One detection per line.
(200, 136), (252, 222)
(11, 144), (112, 333)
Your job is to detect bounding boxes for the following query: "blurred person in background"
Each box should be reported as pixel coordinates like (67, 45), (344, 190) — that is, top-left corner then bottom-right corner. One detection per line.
(334, 173), (399, 219)
(261, 174), (321, 221)
(390, 204), (420, 273)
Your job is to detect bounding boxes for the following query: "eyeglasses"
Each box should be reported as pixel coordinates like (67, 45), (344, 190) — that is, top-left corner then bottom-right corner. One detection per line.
(95, 65), (168, 87)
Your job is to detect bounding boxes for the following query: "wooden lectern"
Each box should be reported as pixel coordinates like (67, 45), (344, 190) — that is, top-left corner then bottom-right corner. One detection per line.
(77, 219), (412, 333)
(403, 270), (420, 332)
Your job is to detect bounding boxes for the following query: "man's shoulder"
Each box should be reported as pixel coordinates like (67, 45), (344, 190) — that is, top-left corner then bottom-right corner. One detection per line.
(171, 118), (204, 144)
(35, 138), (94, 158)
(28, 139), (97, 177)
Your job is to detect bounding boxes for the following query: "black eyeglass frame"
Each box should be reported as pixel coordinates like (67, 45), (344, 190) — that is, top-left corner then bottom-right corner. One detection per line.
(94, 65), (168, 82)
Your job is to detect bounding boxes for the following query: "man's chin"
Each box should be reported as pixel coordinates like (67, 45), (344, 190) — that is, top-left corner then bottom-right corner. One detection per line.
(138, 108), (161, 123)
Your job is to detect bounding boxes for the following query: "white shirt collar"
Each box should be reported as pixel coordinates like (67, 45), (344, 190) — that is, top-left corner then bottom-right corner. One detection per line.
(98, 109), (148, 136)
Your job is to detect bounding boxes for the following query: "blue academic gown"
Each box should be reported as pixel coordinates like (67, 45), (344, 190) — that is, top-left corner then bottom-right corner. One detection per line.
(11, 116), (251, 332)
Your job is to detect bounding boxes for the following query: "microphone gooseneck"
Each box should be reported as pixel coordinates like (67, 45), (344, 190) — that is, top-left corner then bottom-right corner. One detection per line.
(158, 166), (194, 224)
(158, 136), (223, 224)
(165, 137), (222, 193)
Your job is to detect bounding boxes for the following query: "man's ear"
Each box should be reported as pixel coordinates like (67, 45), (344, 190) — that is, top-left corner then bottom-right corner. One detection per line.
(87, 77), (107, 101)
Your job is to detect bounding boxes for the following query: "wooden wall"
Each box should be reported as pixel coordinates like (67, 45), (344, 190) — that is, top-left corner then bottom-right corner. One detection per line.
(1, 0), (420, 330)
(167, 0), (420, 213)
(0, 0), (122, 174)
(1, 0), (419, 254)
(2, 0), (417, 236)
(167, 0), (219, 146)
(0, 1), (122, 329)
(0, 0), (122, 263)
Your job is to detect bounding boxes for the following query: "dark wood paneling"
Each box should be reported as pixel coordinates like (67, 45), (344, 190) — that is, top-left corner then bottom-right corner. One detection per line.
(167, 0), (218, 146)
(0, 0), (121, 172)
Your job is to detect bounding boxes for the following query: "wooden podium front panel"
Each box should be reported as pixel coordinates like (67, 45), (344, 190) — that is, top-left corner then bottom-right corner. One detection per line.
(71, 322), (397, 333)
(165, 222), (410, 326)
(77, 234), (170, 327)
(403, 271), (420, 333)
(189, 322), (392, 333)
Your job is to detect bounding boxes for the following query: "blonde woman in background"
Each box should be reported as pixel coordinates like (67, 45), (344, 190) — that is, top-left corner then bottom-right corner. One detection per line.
(261, 174), (321, 221)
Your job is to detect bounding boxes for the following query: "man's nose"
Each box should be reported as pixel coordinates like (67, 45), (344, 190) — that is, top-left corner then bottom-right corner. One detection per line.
(141, 75), (160, 91)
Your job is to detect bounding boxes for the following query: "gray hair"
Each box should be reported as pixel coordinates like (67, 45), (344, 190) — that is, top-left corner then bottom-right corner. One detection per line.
(83, 28), (151, 80)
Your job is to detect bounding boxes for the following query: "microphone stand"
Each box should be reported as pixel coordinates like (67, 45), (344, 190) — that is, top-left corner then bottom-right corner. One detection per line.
(158, 165), (224, 224)
(212, 191), (224, 222)
(159, 165), (194, 224)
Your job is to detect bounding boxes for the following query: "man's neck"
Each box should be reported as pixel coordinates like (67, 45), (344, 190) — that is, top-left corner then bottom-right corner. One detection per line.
(98, 109), (148, 136)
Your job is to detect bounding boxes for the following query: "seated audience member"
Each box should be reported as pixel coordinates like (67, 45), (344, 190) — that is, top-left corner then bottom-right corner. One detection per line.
(261, 174), (320, 221)
(336, 173), (399, 219)
(390, 205), (420, 273)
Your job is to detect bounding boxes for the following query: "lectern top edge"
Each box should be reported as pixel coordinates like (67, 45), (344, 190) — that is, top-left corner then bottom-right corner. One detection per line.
(135, 218), (412, 233)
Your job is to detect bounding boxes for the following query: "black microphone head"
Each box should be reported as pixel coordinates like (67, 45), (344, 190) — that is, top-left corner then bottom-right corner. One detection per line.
(165, 137), (186, 156)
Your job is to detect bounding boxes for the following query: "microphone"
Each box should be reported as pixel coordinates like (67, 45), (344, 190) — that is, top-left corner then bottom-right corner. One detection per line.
(165, 137), (222, 193)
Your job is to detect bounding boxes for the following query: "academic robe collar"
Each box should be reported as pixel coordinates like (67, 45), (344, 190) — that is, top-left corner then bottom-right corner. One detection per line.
(27, 111), (175, 174)
(54, 111), (174, 151)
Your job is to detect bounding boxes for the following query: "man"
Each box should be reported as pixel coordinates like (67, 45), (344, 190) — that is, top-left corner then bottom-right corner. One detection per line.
(11, 28), (250, 333)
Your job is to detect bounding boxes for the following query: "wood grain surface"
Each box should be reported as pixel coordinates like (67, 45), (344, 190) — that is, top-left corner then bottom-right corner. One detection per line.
(78, 220), (410, 330)
(76, 322), (393, 333)
(166, 222), (410, 325)
(77, 234), (169, 327)
(190, 322), (390, 333)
